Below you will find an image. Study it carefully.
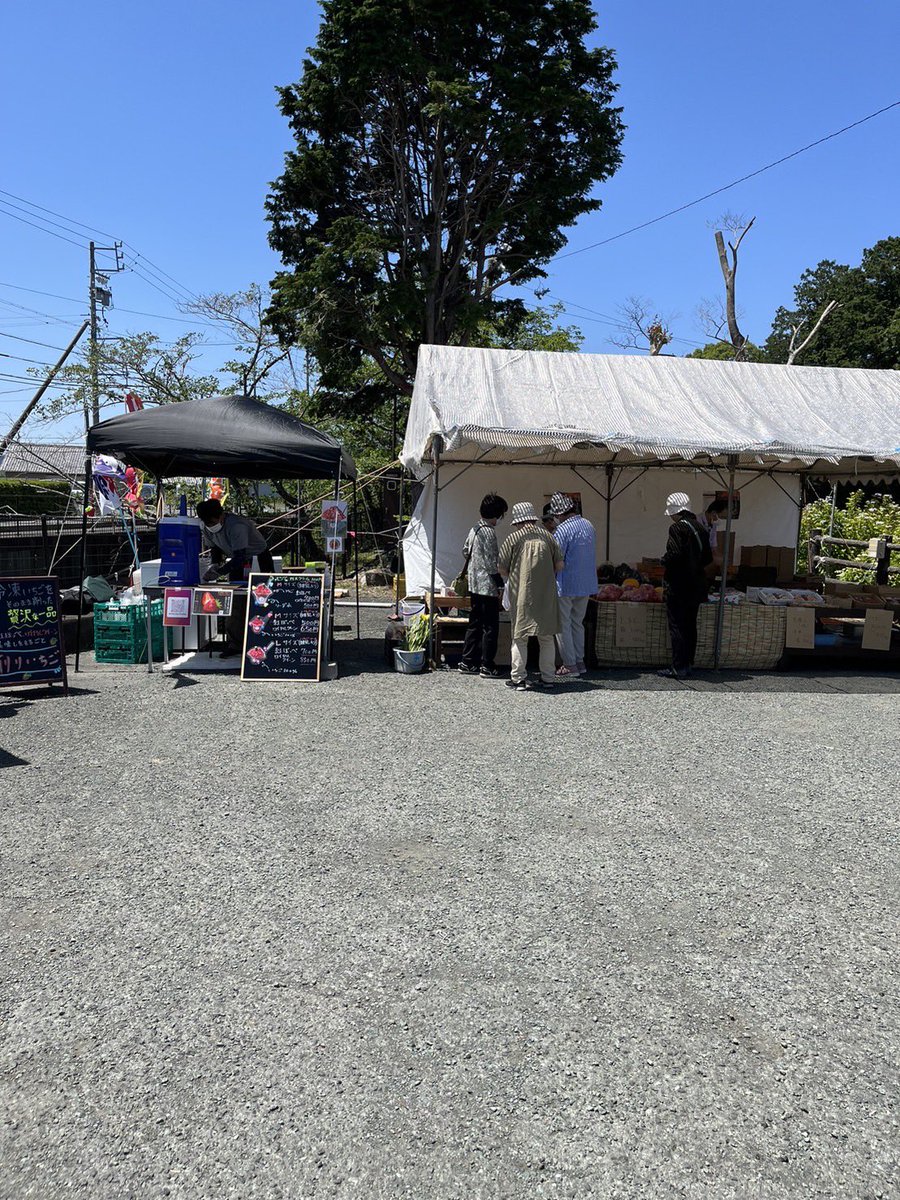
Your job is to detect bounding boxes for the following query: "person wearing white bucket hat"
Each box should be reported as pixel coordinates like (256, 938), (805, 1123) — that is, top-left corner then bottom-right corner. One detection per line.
(659, 492), (713, 678)
(499, 502), (564, 691)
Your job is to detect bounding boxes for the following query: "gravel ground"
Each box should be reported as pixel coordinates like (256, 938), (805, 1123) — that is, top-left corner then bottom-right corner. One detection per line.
(1, 608), (898, 1199)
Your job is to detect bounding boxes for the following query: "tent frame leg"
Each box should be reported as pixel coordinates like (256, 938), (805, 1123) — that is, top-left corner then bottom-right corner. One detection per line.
(427, 436), (443, 666)
(713, 456), (737, 671)
(74, 461), (91, 673)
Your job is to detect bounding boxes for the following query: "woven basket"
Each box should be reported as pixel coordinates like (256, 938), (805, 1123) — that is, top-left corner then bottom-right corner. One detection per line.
(593, 602), (786, 670)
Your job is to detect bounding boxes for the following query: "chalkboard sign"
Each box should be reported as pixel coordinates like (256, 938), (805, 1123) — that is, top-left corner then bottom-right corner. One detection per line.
(0, 575), (68, 691)
(240, 573), (324, 682)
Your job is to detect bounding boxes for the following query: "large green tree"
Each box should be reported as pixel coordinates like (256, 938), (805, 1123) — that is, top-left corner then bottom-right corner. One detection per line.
(265, 0), (623, 410)
(765, 236), (900, 368)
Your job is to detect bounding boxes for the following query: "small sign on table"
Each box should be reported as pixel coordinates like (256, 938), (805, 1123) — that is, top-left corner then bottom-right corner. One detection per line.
(615, 602), (648, 648)
(163, 587), (193, 627)
(862, 608), (893, 651)
(785, 606), (815, 649)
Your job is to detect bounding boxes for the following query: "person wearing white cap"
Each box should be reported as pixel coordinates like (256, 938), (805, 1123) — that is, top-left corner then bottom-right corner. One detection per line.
(548, 492), (596, 677)
(498, 502), (564, 691)
(659, 492), (713, 678)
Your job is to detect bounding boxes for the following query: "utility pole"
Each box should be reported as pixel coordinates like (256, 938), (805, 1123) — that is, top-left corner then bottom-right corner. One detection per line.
(0, 320), (89, 455)
(88, 240), (124, 426)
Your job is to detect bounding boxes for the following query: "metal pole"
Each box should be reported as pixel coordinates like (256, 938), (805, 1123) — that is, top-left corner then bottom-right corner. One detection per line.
(89, 243), (101, 426)
(427, 436), (443, 666)
(828, 482), (838, 537)
(301, 477), (309, 566)
(713, 456), (737, 671)
(394, 469), (403, 615)
(796, 471), (807, 575)
(604, 463), (613, 560)
(74, 462), (91, 672)
(353, 479), (361, 639)
(326, 464), (342, 661)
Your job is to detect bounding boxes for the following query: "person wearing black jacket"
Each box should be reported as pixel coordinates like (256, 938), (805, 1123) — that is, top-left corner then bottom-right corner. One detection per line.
(659, 492), (713, 678)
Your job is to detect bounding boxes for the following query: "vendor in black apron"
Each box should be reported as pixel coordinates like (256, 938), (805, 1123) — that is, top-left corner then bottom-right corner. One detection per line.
(196, 499), (274, 656)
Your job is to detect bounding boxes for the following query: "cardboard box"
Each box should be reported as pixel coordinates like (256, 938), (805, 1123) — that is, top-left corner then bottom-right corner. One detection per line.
(741, 545), (767, 568)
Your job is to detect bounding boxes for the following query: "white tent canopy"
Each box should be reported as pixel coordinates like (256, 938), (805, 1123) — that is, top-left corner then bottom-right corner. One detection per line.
(402, 345), (900, 475)
(400, 346), (900, 595)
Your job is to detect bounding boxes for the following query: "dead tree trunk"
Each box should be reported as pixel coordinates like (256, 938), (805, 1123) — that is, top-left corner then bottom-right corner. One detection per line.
(714, 215), (755, 360)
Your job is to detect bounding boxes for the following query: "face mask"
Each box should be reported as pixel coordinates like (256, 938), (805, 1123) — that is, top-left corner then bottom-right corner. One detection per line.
(206, 522), (223, 533)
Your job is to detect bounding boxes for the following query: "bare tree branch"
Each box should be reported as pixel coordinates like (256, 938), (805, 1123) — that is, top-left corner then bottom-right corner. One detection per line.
(611, 296), (675, 355)
(787, 299), (840, 364)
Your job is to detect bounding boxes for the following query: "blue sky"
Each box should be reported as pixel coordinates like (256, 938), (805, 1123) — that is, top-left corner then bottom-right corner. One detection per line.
(2, 0), (899, 441)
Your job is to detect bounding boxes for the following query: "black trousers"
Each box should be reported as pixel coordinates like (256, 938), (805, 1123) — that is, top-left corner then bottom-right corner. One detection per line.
(462, 593), (500, 669)
(665, 588), (702, 672)
(224, 549), (275, 649)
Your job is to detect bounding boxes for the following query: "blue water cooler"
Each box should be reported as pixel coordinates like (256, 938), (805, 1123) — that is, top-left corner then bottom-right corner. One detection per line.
(158, 516), (203, 586)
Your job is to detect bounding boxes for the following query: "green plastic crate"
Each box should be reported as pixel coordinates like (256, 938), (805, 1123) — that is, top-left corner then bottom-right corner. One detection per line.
(94, 600), (170, 664)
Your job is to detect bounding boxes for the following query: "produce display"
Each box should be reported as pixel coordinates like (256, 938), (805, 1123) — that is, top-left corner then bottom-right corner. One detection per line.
(757, 588), (825, 607)
(595, 579), (663, 603)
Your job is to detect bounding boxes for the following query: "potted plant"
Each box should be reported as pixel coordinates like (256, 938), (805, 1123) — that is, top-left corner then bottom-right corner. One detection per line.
(393, 613), (430, 673)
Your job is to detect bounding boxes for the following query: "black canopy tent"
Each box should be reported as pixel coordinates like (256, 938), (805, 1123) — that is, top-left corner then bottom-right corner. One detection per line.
(86, 393), (356, 481)
(77, 395), (357, 670)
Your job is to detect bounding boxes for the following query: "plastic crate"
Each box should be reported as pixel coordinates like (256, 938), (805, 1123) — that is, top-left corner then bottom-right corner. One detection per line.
(94, 599), (170, 664)
(93, 598), (164, 631)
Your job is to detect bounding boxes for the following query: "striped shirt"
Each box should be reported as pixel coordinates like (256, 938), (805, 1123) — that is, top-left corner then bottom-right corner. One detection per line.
(554, 515), (597, 597)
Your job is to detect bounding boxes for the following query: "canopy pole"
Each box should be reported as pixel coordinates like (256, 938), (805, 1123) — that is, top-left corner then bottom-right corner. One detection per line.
(828, 482), (838, 537)
(713, 456), (737, 671)
(74, 459), (91, 673)
(604, 464), (614, 560)
(327, 463), (342, 662)
(796, 472), (807, 575)
(427, 436), (443, 666)
(353, 478), (361, 639)
(394, 470), (403, 615)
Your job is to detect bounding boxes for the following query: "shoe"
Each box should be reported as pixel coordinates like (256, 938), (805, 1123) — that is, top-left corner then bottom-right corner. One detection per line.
(220, 645), (241, 659)
(534, 679), (556, 691)
(555, 664), (577, 677)
(656, 667), (690, 679)
(505, 678), (530, 691)
(479, 665), (503, 678)
(458, 663), (479, 675)
(576, 661), (587, 675)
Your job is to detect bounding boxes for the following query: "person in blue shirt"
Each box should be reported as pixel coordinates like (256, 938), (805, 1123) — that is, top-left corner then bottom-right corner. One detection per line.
(549, 492), (597, 677)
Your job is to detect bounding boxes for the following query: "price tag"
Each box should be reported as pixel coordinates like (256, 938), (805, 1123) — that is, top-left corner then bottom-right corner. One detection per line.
(785, 606), (815, 649)
(862, 607), (893, 651)
(615, 603), (648, 648)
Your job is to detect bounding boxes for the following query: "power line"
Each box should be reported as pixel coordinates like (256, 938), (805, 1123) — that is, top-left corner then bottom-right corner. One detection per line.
(0, 201), (89, 250)
(0, 187), (120, 241)
(0, 189), (202, 308)
(126, 261), (191, 307)
(123, 248), (199, 304)
(0, 197), (94, 246)
(0, 331), (68, 351)
(0, 350), (55, 367)
(0, 282), (222, 330)
(556, 98), (900, 260)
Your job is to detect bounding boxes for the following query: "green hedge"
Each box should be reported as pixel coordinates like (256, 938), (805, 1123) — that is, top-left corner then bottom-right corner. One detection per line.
(799, 491), (900, 581)
(0, 477), (73, 515)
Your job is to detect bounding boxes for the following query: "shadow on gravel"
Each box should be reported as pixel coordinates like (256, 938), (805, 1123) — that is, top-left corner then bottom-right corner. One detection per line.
(0, 685), (97, 711)
(0, 748), (29, 768)
(335, 637), (392, 677)
(581, 669), (900, 695)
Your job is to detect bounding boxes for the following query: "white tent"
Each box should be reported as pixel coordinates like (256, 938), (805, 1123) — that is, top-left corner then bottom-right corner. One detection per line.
(401, 345), (900, 594)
